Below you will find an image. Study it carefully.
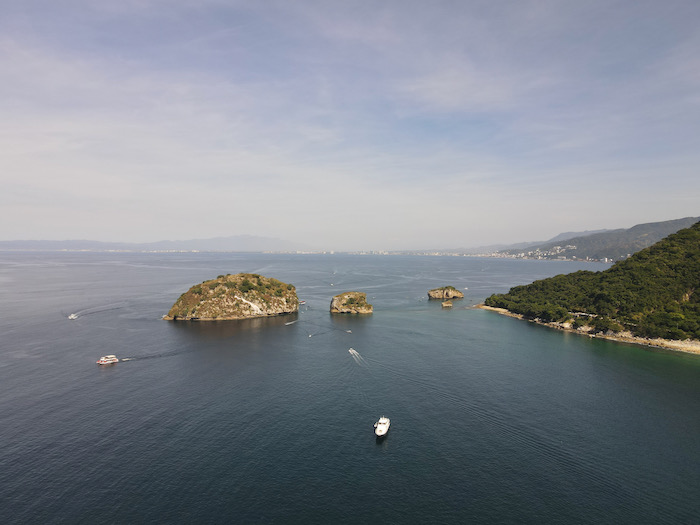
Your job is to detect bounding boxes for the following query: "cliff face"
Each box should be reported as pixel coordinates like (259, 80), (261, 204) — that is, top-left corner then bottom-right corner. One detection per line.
(330, 291), (373, 314)
(428, 286), (464, 300)
(164, 273), (298, 321)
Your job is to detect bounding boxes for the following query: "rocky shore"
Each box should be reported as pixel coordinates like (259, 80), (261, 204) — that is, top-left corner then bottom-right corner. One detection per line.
(476, 304), (700, 356)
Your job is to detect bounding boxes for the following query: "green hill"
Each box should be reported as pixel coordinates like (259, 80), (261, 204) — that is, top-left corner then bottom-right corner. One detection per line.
(485, 220), (700, 340)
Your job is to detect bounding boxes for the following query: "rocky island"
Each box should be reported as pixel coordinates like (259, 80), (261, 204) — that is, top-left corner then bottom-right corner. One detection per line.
(330, 292), (373, 314)
(428, 286), (464, 300)
(164, 273), (298, 321)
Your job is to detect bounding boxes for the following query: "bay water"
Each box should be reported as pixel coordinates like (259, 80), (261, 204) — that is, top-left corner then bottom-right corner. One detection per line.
(1, 252), (699, 524)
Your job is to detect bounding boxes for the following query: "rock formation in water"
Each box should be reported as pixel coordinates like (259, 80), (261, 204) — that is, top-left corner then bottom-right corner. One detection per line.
(428, 286), (464, 300)
(164, 273), (298, 321)
(330, 291), (373, 314)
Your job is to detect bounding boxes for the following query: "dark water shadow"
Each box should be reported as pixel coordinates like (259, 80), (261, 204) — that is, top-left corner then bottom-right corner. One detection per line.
(166, 312), (299, 342)
(329, 313), (372, 332)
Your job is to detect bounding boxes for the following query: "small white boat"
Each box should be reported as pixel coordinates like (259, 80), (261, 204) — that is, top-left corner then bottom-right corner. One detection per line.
(374, 416), (390, 437)
(68, 313), (78, 320)
(96, 355), (118, 365)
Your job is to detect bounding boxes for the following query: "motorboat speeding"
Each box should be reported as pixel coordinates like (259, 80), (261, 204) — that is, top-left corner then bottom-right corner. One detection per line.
(374, 416), (390, 437)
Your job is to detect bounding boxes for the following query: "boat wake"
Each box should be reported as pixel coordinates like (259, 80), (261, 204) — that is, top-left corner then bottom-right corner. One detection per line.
(118, 348), (191, 362)
(348, 348), (368, 367)
(68, 302), (127, 320)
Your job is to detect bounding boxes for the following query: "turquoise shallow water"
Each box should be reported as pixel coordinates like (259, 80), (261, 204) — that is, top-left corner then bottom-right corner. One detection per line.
(1, 252), (699, 524)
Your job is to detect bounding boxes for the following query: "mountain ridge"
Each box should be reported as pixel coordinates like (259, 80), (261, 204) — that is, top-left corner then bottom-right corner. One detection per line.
(495, 216), (699, 261)
(0, 235), (308, 253)
(2, 217), (697, 255)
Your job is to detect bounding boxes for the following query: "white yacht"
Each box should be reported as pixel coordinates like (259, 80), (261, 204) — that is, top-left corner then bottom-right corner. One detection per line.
(68, 314), (78, 320)
(96, 355), (118, 365)
(374, 416), (390, 437)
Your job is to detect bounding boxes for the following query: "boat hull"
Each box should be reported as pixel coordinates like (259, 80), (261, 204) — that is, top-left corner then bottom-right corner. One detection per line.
(374, 417), (390, 437)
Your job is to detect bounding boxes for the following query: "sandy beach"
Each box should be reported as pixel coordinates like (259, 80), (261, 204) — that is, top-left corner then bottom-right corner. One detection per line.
(476, 304), (700, 356)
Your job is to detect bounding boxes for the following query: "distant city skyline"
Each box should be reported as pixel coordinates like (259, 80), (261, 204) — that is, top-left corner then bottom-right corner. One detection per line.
(2, 1), (699, 251)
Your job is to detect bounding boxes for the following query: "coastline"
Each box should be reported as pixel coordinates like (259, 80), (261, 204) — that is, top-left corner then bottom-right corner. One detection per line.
(476, 305), (700, 356)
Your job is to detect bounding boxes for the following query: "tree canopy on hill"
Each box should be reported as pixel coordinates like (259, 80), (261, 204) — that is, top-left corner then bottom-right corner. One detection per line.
(485, 221), (700, 340)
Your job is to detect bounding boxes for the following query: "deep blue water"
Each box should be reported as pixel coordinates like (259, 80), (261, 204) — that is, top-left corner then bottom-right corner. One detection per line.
(1, 252), (699, 524)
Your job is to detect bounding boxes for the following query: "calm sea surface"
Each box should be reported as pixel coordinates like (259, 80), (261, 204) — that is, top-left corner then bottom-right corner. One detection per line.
(1, 252), (699, 524)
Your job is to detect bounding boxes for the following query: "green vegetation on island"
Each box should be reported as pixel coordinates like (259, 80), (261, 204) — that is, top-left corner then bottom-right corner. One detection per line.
(165, 273), (298, 320)
(484, 221), (700, 341)
(330, 291), (373, 314)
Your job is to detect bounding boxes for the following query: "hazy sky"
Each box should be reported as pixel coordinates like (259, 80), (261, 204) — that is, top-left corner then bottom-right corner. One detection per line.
(2, 1), (699, 250)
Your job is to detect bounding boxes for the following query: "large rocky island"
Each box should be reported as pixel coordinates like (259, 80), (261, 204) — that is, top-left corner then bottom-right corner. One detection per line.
(330, 291), (373, 314)
(428, 286), (464, 300)
(164, 273), (299, 321)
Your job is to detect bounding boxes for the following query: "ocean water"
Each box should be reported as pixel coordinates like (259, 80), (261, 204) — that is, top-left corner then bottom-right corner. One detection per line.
(1, 252), (699, 524)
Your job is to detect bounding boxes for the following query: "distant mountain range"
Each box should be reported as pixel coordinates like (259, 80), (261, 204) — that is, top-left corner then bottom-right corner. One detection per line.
(457, 229), (611, 255)
(496, 217), (699, 261)
(2, 217), (697, 257)
(0, 235), (308, 253)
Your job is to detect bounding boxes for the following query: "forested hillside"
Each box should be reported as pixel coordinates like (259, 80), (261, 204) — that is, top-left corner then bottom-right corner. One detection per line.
(485, 221), (700, 340)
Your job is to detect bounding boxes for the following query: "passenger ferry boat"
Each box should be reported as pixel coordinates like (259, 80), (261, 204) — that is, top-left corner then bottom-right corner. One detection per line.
(374, 416), (390, 437)
(96, 355), (118, 365)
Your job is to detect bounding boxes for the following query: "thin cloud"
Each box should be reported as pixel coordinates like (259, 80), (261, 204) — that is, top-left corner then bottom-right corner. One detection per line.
(1, 1), (699, 249)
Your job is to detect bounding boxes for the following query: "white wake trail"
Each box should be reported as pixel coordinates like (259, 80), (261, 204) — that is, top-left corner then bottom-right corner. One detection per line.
(68, 301), (127, 320)
(348, 348), (368, 367)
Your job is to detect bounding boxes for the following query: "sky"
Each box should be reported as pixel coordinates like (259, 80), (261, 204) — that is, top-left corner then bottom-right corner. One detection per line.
(2, 0), (699, 251)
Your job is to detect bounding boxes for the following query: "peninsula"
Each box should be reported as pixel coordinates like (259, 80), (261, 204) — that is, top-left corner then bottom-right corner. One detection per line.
(481, 221), (700, 355)
(164, 273), (298, 321)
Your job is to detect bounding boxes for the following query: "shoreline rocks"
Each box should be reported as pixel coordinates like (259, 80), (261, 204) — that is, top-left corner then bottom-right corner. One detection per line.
(476, 304), (700, 356)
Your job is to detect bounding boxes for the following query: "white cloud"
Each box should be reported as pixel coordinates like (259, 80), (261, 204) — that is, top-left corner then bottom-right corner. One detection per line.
(1, 2), (699, 248)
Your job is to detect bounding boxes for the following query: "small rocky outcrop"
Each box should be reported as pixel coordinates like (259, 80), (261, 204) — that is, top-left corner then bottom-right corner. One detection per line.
(428, 286), (464, 300)
(442, 301), (453, 308)
(164, 273), (298, 321)
(330, 291), (373, 314)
